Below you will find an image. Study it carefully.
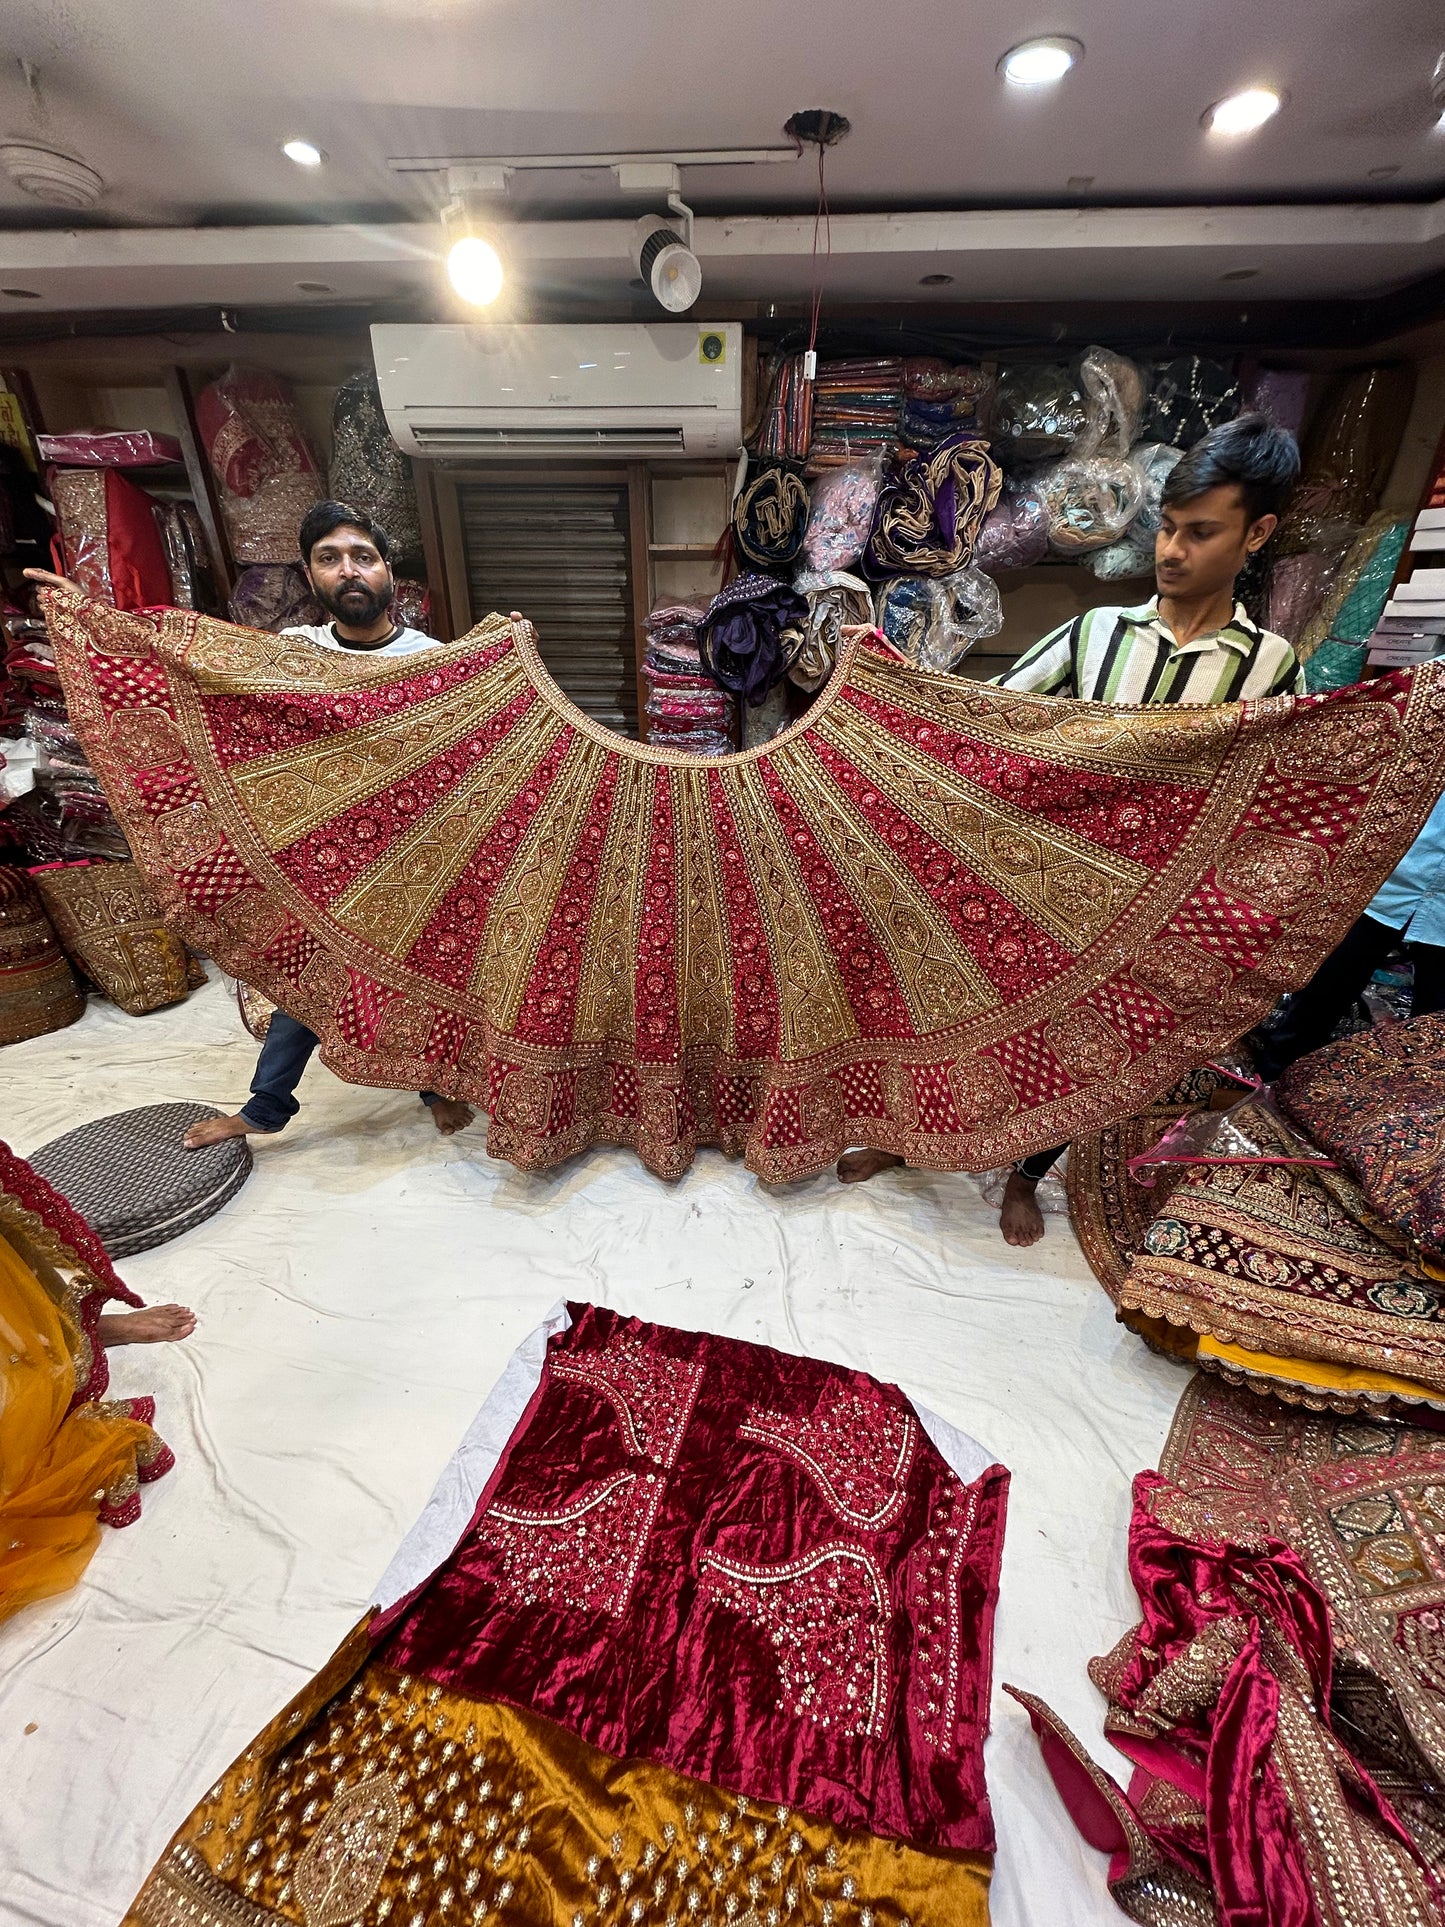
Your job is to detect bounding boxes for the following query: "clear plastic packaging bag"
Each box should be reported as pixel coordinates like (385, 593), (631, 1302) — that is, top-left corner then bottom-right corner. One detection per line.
(801, 459), (883, 572)
(991, 365), (1086, 465)
(873, 568), (1001, 672)
(1073, 345), (1146, 461)
(1275, 364), (1415, 555)
(194, 364), (325, 565)
(328, 369), (424, 570)
(918, 566), (1003, 672)
(35, 430), (183, 467)
(1038, 454), (1145, 554)
(1086, 442), (1181, 580)
(973, 479), (1048, 574)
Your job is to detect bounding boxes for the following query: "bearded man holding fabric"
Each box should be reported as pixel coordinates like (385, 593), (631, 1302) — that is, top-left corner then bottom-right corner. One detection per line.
(27, 500), (480, 1150)
(837, 411), (1307, 1244)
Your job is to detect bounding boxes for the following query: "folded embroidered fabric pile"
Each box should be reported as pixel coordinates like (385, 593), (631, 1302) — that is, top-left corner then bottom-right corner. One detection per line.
(642, 601), (731, 754)
(806, 357), (904, 472)
(121, 1306), (1009, 1927)
(1010, 1373), (1445, 1924)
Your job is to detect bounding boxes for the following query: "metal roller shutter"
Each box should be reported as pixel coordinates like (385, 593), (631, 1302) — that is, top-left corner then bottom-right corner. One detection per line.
(456, 481), (638, 737)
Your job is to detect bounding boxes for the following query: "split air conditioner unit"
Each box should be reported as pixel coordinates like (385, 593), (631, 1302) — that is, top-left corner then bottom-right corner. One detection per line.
(371, 322), (742, 460)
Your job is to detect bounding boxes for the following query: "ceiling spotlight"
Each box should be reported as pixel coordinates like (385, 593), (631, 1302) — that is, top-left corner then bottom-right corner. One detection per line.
(633, 215), (702, 314)
(919, 273), (954, 286)
(282, 139), (325, 167)
(439, 199), (505, 307)
(999, 37), (1083, 85)
(1204, 88), (1282, 136)
(295, 281), (333, 294)
(1, 287), (42, 299)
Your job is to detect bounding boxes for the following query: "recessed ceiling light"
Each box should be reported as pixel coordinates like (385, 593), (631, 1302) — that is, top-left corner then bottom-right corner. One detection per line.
(1221, 268), (1260, 281)
(1368, 164), (1401, 180)
(282, 139), (325, 167)
(1, 287), (41, 299)
(999, 37), (1083, 86)
(1067, 175), (1095, 191)
(919, 273), (954, 286)
(1204, 88), (1283, 136)
(295, 281), (333, 293)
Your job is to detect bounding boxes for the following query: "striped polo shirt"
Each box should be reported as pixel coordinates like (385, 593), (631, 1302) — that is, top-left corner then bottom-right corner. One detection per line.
(994, 598), (1304, 705)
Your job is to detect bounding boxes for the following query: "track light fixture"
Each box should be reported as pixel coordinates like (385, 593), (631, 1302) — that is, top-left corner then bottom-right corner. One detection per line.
(441, 165), (509, 307)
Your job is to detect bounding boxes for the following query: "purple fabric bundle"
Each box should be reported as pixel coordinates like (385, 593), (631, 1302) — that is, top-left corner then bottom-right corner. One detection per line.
(698, 574), (808, 707)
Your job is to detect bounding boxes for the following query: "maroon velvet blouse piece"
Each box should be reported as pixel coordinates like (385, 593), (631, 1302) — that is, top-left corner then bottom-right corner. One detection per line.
(378, 1304), (1009, 1854)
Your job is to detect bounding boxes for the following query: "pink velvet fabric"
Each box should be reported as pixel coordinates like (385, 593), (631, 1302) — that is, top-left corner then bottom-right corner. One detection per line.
(378, 1304), (1009, 1853)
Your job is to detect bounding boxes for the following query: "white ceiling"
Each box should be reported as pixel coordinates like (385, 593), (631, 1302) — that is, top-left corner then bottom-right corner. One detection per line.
(0, 0), (1443, 310)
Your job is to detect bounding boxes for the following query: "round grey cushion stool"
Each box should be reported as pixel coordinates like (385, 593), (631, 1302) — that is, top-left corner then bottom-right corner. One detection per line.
(28, 1102), (253, 1257)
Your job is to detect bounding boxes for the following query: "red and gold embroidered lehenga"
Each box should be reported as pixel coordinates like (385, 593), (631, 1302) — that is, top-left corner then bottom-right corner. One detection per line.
(45, 588), (1445, 1179)
(124, 1306), (1008, 1926)
(1010, 1374), (1445, 1926)
(0, 1141), (173, 1622)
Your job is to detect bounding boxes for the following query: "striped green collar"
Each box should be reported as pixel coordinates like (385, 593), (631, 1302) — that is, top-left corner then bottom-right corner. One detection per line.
(1119, 597), (1261, 656)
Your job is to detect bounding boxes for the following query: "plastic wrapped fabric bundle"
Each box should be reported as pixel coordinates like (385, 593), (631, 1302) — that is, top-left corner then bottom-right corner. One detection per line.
(227, 564), (324, 633)
(35, 430), (183, 467)
(1038, 454), (1144, 555)
(918, 567), (1003, 672)
(898, 397), (981, 456)
(1275, 364), (1415, 555)
(389, 579), (432, 636)
(1087, 442), (1181, 580)
(1072, 345), (1146, 460)
(752, 352), (812, 461)
(789, 569), (871, 691)
(731, 461), (809, 570)
(873, 569), (1002, 672)
(1267, 548), (1346, 645)
(991, 364), (1085, 465)
(799, 461), (882, 572)
(1245, 367), (1311, 435)
(698, 573), (807, 706)
(1304, 640), (1367, 692)
(155, 502), (219, 613)
(194, 365), (325, 565)
(973, 478), (1048, 574)
(874, 576), (934, 660)
(328, 370), (423, 570)
(1294, 513), (1408, 661)
(806, 357), (903, 470)
(1140, 356), (1240, 449)
(864, 433), (1002, 578)
(50, 469), (173, 611)
(902, 357), (964, 400)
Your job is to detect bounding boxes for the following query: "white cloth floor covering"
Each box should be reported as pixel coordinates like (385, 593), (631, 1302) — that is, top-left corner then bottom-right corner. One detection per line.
(0, 973), (1188, 1927)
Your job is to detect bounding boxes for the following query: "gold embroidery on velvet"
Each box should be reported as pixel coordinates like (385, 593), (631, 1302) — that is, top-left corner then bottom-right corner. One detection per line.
(470, 732), (609, 1018)
(572, 759), (650, 1047)
(777, 749), (992, 1029)
(855, 652), (1239, 781)
(817, 701), (1143, 951)
(232, 657), (522, 851)
(331, 700), (560, 953)
(125, 1662), (993, 1927)
(728, 761), (856, 1061)
(293, 1773), (401, 1927)
(673, 764), (734, 1053)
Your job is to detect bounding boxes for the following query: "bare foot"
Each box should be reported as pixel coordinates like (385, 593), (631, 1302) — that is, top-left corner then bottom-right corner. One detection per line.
(97, 1305), (196, 1346)
(184, 1113), (265, 1149)
(836, 1147), (907, 1184)
(999, 1170), (1046, 1247)
(429, 1098), (475, 1136)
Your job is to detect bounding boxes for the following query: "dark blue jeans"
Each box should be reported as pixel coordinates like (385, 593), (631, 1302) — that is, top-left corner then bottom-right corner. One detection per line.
(240, 1011), (440, 1132)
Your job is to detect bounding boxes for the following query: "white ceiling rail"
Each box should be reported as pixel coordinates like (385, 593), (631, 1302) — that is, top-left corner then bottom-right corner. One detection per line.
(388, 148), (802, 174)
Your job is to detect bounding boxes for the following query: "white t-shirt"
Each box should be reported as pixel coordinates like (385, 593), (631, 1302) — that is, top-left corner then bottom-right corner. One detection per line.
(280, 623), (439, 658)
